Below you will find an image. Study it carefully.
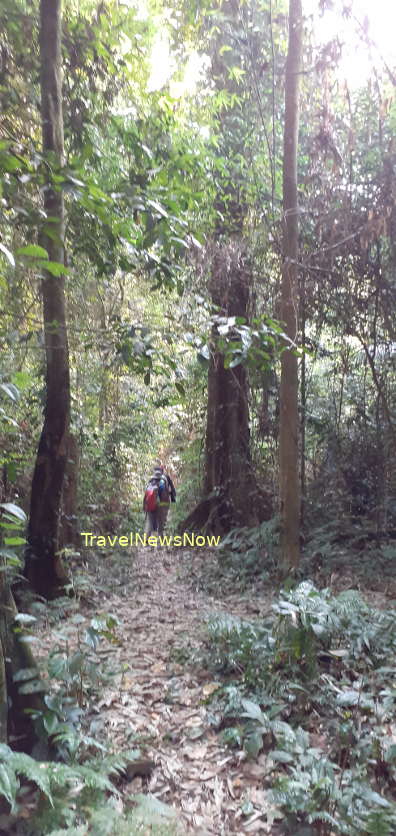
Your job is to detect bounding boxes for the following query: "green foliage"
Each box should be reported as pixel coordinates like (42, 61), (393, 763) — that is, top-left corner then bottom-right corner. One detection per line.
(0, 496), (26, 580)
(1, 1), (396, 831)
(303, 519), (396, 589)
(202, 582), (396, 833)
(200, 518), (279, 593)
(1, 597), (181, 833)
(197, 314), (288, 373)
(0, 744), (181, 835)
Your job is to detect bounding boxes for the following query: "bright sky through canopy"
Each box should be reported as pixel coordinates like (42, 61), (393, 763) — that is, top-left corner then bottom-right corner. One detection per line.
(145, 0), (396, 94)
(305, 0), (396, 87)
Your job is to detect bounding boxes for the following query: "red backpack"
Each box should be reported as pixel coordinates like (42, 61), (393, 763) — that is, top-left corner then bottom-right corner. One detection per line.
(144, 484), (159, 512)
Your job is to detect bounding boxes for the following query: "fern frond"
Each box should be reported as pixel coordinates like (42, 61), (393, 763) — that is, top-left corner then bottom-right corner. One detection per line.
(309, 809), (340, 828)
(0, 763), (19, 813)
(9, 752), (53, 804)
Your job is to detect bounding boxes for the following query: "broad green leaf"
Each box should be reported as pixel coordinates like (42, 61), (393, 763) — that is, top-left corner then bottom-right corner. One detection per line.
(43, 226), (62, 243)
(0, 242), (15, 267)
(270, 750), (294, 763)
(147, 199), (168, 218)
(39, 260), (70, 277)
(0, 153), (20, 172)
(14, 613), (37, 625)
(0, 502), (27, 522)
(16, 244), (49, 259)
(0, 382), (20, 402)
(197, 344), (210, 365)
(337, 689), (360, 706)
(363, 790), (390, 807)
(0, 549), (21, 566)
(11, 371), (32, 390)
(13, 667), (40, 683)
(244, 730), (263, 758)
(6, 462), (16, 483)
(241, 698), (266, 722)
(43, 712), (60, 735)
(17, 680), (47, 695)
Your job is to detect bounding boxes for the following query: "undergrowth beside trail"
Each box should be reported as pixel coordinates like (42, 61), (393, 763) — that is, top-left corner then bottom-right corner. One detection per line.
(198, 581), (396, 834)
(196, 517), (396, 597)
(2, 549), (182, 835)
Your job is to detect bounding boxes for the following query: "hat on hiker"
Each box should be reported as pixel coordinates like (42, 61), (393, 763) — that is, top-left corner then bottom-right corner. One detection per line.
(153, 466), (163, 478)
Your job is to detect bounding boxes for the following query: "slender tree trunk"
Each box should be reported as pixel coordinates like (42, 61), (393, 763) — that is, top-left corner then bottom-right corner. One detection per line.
(25, 0), (70, 597)
(300, 268), (306, 529)
(279, 0), (303, 571)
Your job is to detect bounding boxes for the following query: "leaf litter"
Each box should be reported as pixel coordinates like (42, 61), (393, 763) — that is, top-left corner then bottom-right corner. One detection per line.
(35, 547), (281, 833)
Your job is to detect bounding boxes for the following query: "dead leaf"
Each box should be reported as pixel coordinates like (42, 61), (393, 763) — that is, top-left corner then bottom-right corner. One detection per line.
(184, 743), (208, 760)
(187, 726), (205, 740)
(202, 682), (221, 697)
(227, 776), (236, 798)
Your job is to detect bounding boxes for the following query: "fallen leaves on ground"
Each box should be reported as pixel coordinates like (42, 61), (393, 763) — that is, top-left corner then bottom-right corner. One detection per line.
(37, 548), (281, 834)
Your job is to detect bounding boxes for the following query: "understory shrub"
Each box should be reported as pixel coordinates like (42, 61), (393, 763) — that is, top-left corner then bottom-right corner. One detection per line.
(202, 582), (396, 834)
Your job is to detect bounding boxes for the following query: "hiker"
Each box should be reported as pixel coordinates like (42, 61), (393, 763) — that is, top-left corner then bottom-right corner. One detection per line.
(143, 465), (176, 536)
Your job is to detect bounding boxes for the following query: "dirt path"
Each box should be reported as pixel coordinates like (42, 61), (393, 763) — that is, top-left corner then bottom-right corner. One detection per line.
(41, 548), (276, 834)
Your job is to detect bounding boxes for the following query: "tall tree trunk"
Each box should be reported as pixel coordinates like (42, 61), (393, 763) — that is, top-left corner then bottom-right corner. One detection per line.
(179, 0), (269, 534)
(279, 0), (303, 571)
(204, 244), (259, 534)
(180, 244), (263, 535)
(300, 268), (306, 529)
(25, 0), (70, 597)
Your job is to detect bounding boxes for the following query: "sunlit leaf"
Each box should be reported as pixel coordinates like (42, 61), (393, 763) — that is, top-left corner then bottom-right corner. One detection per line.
(0, 242), (15, 267)
(0, 502), (27, 522)
(16, 244), (49, 259)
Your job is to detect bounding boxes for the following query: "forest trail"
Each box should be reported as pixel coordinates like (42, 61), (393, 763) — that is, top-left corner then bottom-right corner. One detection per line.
(41, 548), (277, 834)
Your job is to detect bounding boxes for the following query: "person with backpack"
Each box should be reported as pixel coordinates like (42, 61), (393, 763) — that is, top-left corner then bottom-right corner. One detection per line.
(143, 464), (176, 536)
(157, 466), (176, 535)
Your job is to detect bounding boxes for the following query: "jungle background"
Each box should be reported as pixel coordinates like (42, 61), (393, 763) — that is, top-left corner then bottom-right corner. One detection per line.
(0, 0), (396, 833)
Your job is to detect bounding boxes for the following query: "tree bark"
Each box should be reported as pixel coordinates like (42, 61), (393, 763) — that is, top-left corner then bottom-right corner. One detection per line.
(0, 571), (45, 751)
(179, 0), (270, 534)
(203, 245), (260, 533)
(279, 0), (303, 571)
(300, 267), (306, 530)
(59, 433), (80, 550)
(25, 0), (71, 597)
